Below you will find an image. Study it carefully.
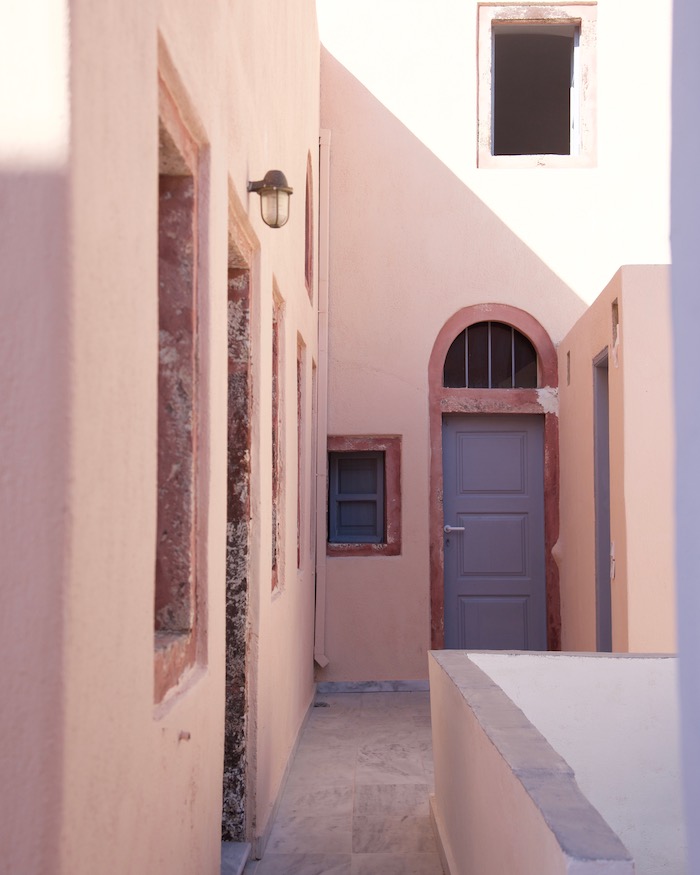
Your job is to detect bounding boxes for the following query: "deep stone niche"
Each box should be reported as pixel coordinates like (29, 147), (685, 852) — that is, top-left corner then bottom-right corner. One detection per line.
(222, 267), (252, 841)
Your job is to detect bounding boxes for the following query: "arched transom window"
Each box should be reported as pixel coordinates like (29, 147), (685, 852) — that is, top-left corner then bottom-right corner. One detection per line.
(443, 321), (537, 388)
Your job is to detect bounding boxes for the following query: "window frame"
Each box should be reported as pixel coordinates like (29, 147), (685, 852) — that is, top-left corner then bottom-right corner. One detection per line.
(477, 4), (597, 169)
(326, 436), (402, 557)
(329, 451), (385, 545)
(443, 321), (539, 389)
(154, 72), (208, 706)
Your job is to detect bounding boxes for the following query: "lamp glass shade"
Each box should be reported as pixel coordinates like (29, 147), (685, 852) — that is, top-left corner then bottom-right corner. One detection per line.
(261, 189), (290, 228)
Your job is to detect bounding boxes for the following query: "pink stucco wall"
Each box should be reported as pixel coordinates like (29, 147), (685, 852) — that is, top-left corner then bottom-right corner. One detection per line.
(1, 1), (320, 872)
(318, 0), (672, 680)
(1, 5), (70, 870)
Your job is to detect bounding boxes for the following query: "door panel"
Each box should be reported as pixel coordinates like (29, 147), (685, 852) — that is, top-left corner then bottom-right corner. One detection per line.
(459, 595), (529, 650)
(460, 514), (528, 575)
(443, 414), (546, 650)
(458, 432), (526, 493)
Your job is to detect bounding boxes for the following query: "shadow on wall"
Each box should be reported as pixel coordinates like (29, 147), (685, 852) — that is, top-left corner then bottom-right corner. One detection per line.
(321, 47), (588, 366)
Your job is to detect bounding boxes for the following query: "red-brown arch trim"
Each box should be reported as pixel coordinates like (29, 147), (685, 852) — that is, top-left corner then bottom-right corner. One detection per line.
(428, 303), (560, 651)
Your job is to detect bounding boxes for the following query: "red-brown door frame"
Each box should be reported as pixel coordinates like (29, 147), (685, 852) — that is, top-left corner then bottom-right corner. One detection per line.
(429, 304), (561, 650)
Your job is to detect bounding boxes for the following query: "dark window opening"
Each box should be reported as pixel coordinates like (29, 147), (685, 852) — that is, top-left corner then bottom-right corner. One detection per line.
(443, 321), (537, 389)
(328, 452), (385, 544)
(493, 25), (576, 156)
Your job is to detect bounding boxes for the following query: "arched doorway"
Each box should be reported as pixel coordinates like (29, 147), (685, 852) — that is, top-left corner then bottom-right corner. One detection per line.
(428, 304), (560, 650)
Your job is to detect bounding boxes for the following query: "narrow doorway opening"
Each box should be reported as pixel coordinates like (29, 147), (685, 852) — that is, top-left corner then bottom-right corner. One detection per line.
(593, 350), (612, 651)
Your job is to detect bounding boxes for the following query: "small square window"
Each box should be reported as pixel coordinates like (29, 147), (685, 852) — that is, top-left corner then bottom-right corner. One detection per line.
(327, 436), (401, 557)
(478, 5), (596, 168)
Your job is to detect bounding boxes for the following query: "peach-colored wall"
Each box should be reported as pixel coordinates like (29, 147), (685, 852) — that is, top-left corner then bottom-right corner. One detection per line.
(1, 1), (319, 873)
(620, 267), (676, 652)
(1, 4), (70, 871)
(558, 266), (675, 652)
(318, 0), (672, 681)
(558, 272), (626, 651)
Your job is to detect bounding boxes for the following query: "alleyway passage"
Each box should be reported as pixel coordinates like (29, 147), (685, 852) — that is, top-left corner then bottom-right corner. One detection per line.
(243, 690), (443, 875)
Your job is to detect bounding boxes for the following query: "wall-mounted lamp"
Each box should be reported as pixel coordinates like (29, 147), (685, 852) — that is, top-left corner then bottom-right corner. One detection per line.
(247, 170), (293, 228)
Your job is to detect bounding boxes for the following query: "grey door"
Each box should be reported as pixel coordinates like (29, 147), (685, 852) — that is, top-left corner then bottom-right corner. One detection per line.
(442, 414), (546, 649)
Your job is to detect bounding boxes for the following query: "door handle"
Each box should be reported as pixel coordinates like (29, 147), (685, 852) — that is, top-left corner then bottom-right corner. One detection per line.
(444, 525), (465, 534)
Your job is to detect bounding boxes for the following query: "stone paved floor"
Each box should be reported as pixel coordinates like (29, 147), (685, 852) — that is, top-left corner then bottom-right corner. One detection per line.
(243, 691), (443, 875)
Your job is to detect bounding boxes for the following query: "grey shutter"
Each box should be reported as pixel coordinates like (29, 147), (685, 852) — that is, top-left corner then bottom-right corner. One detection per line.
(329, 452), (384, 543)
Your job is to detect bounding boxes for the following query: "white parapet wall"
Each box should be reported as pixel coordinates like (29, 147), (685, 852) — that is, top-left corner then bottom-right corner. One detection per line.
(428, 651), (685, 875)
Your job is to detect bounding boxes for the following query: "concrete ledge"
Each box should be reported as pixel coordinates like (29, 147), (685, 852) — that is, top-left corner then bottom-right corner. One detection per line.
(429, 652), (634, 875)
(316, 679), (430, 693)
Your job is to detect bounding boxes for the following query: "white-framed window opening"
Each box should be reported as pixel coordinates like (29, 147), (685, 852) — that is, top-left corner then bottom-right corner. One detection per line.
(478, 4), (596, 168)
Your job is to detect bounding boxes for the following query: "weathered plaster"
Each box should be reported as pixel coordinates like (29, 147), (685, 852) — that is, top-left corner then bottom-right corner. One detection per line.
(154, 74), (203, 705)
(156, 173), (196, 635)
(222, 268), (252, 841)
(535, 387), (559, 415)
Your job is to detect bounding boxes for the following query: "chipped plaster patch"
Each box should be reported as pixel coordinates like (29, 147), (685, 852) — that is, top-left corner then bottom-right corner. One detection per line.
(536, 387), (559, 415)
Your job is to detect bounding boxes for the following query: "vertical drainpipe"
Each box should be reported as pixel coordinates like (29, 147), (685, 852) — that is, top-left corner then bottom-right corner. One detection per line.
(314, 129), (331, 667)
